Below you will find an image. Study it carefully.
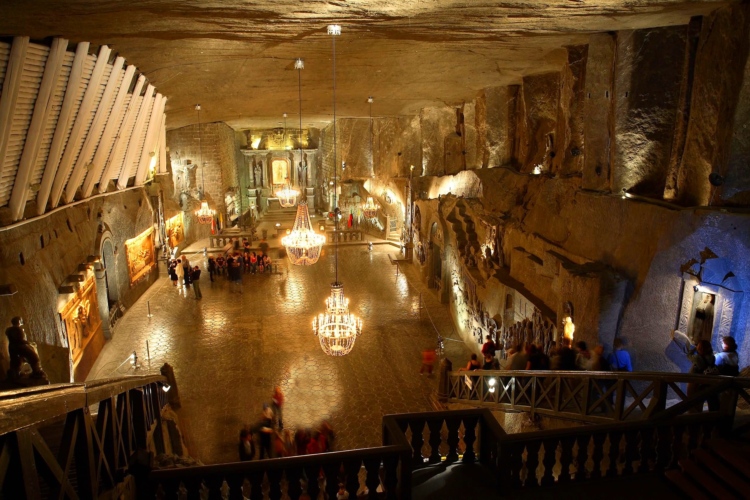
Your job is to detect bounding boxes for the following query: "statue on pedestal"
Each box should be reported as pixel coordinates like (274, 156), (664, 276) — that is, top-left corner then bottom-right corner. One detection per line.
(6, 317), (48, 383)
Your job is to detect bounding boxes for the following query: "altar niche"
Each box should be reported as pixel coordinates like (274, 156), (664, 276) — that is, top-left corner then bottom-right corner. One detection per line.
(60, 274), (104, 381)
(675, 257), (744, 352)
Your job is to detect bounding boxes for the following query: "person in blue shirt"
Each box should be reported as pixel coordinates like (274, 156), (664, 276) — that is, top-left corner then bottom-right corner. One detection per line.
(608, 338), (632, 372)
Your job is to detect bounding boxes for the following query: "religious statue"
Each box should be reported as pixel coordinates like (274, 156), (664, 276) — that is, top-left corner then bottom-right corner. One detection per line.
(297, 160), (308, 188)
(690, 292), (715, 343)
(5, 317), (48, 382)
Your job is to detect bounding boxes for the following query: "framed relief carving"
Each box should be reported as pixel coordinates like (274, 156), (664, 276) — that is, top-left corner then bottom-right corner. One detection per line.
(60, 275), (102, 368)
(125, 227), (156, 285)
(165, 213), (184, 249)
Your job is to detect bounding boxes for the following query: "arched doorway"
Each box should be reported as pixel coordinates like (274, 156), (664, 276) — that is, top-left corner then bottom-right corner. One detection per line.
(101, 239), (118, 306)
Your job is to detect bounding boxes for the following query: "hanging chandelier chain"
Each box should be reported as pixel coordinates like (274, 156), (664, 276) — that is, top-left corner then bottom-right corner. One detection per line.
(197, 104), (205, 196)
(332, 29), (339, 284)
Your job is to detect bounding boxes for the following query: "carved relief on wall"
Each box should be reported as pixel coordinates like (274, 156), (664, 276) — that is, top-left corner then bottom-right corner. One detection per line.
(271, 157), (291, 186)
(60, 276), (103, 368)
(165, 213), (184, 249)
(125, 227), (156, 285)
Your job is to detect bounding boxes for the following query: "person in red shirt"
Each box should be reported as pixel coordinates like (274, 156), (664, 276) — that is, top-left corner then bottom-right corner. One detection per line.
(420, 349), (436, 376)
(481, 335), (497, 358)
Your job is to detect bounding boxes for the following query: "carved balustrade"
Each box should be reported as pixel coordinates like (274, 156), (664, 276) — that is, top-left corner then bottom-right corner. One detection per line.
(326, 229), (364, 243)
(0, 374), (169, 499)
(209, 233), (256, 250)
(448, 370), (746, 425)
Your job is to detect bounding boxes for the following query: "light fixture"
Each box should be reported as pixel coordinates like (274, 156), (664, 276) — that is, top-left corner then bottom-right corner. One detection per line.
(193, 104), (215, 224)
(313, 24), (363, 357)
(488, 378), (497, 394)
(275, 111), (299, 207)
(362, 196), (379, 219)
(282, 201), (326, 266)
(161, 383), (171, 392)
(563, 316), (575, 341)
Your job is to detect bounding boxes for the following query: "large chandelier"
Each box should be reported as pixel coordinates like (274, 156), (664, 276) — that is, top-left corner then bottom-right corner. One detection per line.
(362, 196), (379, 219)
(193, 104), (215, 225)
(282, 201), (325, 265)
(313, 283), (363, 356)
(311, 24), (363, 357)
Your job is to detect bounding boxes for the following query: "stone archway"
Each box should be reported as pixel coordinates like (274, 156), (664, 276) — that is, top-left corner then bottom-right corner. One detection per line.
(101, 238), (118, 306)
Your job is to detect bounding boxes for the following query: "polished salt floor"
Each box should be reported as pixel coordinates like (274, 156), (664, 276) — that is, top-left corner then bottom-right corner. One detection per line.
(87, 246), (470, 464)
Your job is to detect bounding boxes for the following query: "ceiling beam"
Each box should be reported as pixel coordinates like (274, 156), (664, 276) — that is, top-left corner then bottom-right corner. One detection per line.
(49, 44), (112, 209)
(135, 93), (166, 185)
(64, 55), (125, 204)
(116, 84), (154, 190)
(158, 113), (167, 174)
(8, 37), (68, 221)
(36, 42), (90, 215)
(98, 75), (146, 193)
(0, 37), (30, 192)
(81, 64), (136, 198)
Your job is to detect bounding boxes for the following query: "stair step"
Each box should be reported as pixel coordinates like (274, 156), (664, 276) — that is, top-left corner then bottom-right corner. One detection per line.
(693, 449), (750, 498)
(664, 469), (711, 500)
(679, 458), (736, 500)
(707, 440), (750, 478)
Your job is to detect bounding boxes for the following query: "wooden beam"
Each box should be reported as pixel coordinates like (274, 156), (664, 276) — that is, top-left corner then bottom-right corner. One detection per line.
(116, 84), (154, 190)
(97, 74), (145, 194)
(28, 428), (78, 499)
(49, 44), (112, 209)
(81, 64), (136, 198)
(64, 55), (124, 204)
(36, 41), (90, 215)
(8, 37), (68, 221)
(158, 112), (167, 173)
(135, 94), (166, 185)
(0, 37), (30, 191)
(16, 430), (42, 499)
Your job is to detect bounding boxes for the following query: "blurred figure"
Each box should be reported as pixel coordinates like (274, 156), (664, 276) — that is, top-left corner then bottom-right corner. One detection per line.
(481, 335), (497, 358)
(608, 338), (632, 372)
(716, 336), (739, 376)
(420, 348), (436, 376)
(457, 353), (481, 372)
(319, 421), (335, 452)
(271, 386), (284, 430)
(256, 406), (275, 459)
(295, 428), (310, 456)
(238, 428), (255, 461)
(575, 341), (592, 371)
(483, 353), (500, 370)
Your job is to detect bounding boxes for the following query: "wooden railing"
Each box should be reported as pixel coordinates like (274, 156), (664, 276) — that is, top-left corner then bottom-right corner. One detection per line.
(0, 374), (168, 499)
(147, 416), (412, 499)
(448, 370), (747, 424)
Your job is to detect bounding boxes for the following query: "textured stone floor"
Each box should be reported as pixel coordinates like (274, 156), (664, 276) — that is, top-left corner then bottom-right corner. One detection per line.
(87, 245), (470, 464)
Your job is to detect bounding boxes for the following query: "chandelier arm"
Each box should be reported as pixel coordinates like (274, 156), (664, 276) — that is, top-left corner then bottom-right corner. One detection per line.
(198, 105), (204, 195)
(298, 64), (303, 186)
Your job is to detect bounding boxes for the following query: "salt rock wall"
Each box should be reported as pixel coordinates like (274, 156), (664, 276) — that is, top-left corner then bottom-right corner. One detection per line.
(0, 189), (156, 382)
(166, 122), (239, 244)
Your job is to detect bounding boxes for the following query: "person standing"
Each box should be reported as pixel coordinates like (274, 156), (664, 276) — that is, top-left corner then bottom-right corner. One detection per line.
(257, 406), (275, 459)
(420, 348), (436, 376)
(608, 338), (633, 372)
(191, 266), (202, 299)
(238, 429), (255, 461)
(481, 335), (497, 359)
(207, 257), (216, 282)
(175, 259), (184, 287)
(715, 336), (739, 376)
(181, 256), (191, 288)
(271, 386), (284, 430)
(169, 260), (178, 286)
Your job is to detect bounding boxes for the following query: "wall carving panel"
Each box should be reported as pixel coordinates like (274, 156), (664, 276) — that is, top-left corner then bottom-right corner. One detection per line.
(125, 227), (155, 285)
(60, 276), (103, 368)
(165, 213), (184, 249)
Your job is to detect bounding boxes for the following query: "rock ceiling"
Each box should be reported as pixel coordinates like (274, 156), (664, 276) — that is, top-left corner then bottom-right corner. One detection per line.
(0, 0), (729, 130)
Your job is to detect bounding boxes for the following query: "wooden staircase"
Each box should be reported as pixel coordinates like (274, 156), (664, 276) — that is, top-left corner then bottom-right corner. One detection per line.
(665, 439), (750, 499)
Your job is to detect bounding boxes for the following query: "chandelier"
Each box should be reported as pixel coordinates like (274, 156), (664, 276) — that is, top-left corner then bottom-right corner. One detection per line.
(196, 201), (215, 224)
(276, 181), (299, 208)
(312, 24), (363, 357)
(193, 104), (215, 225)
(313, 283), (363, 356)
(362, 196), (379, 219)
(282, 201), (325, 265)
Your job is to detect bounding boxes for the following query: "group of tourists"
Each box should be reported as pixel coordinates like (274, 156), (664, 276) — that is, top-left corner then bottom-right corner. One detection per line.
(458, 335), (634, 374)
(238, 386), (336, 461)
(208, 250), (273, 282)
(168, 256), (202, 299)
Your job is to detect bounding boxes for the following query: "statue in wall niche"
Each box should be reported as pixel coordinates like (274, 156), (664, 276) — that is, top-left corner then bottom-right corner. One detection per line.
(5, 317), (48, 383)
(297, 160), (308, 188)
(690, 293), (716, 344)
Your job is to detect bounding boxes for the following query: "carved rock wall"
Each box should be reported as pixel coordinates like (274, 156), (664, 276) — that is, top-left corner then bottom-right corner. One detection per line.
(0, 189), (156, 382)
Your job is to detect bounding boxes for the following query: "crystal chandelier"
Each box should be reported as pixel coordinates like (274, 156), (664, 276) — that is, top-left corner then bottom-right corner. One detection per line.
(276, 181), (298, 208)
(362, 196), (379, 219)
(312, 24), (363, 357)
(313, 283), (363, 356)
(282, 201), (325, 265)
(193, 104), (215, 225)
